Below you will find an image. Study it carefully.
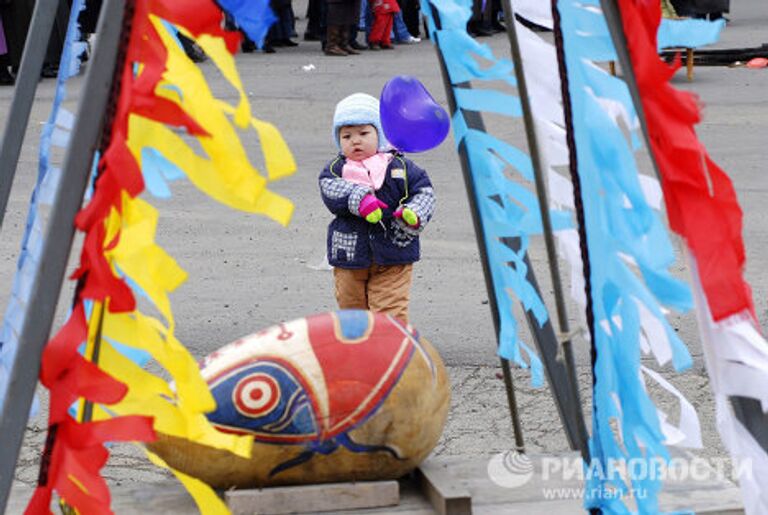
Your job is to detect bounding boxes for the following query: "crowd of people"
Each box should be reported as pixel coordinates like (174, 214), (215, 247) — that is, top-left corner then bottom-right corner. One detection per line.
(0, 0), (508, 81)
(0, 0), (731, 83)
(0, 0), (102, 86)
(244, 0), (428, 56)
(668, 0), (730, 20)
(249, 0), (510, 56)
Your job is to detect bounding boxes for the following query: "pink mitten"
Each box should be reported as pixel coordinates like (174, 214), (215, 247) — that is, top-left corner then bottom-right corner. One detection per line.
(359, 194), (388, 224)
(394, 206), (420, 228)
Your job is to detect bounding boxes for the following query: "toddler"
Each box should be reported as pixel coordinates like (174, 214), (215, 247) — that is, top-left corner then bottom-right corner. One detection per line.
(319, 93), (435, 324)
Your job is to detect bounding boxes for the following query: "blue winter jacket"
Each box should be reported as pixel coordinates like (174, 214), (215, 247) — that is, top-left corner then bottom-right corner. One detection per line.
(319, 153), (436, 269)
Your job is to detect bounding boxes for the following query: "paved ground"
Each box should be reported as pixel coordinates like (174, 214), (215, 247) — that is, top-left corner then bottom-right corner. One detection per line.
(1, 0), (766, 511)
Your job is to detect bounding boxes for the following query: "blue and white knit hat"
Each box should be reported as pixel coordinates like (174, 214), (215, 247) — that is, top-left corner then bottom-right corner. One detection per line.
(332, 93), (390, 151)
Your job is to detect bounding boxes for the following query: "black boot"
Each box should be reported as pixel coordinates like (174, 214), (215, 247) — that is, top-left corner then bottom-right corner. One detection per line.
(41, 63), (59, 79)
(0, 67), (14, 86)
(242, 38), (257, 53)
(340, 27), (360, 55)
(348, 26), (367, 51)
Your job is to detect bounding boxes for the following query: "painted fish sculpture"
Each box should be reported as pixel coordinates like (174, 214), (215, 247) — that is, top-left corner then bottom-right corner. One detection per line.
(149, 310), (450, 488)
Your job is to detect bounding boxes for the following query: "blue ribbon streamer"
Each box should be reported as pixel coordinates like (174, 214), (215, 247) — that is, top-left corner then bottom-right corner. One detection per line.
(141, 147), (186, 198)
(217, 0), (277, 48)
(657, 18), (725, 50)
(437, 30), (516, 86)
(558, 0), (694, 511)
(0, 0), (88, 415)
(420, 0), (589, 388)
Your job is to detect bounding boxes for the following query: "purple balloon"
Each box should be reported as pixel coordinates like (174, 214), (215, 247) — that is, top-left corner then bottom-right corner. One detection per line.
(380, 75), (450, 153)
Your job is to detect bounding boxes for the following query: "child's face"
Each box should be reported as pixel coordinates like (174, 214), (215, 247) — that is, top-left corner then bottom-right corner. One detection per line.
(339, 124), (379, 160)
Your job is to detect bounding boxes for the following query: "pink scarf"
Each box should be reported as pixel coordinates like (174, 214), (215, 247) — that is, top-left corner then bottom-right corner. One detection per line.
(341, 152), (393, 191)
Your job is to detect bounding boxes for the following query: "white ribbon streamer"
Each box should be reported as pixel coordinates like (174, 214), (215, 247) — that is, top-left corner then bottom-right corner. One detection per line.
(689, 254), (768, 513)
(510, 0), (554, 29)
(517, 3), (702, 456)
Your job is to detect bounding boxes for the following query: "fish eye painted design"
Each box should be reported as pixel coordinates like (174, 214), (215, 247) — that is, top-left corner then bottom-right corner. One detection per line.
(233, 373), (279, 417)
(211, 361), (319, 442)
(203, 310), (436, 476)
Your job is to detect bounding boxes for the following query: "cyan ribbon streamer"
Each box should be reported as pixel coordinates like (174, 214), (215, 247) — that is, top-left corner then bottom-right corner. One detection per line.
(0, 0), (88, 414)
(420, 0), (585, 387)
(559, 0), (693, 512)
(436, 30), (516, 86)
(658, 18), (725, 50)
(141, 147), (186, 198)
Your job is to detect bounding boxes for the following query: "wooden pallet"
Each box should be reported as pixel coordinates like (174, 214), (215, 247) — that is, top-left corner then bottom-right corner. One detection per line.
(222, 460), (472, 515)
(6, 453), (745, 514)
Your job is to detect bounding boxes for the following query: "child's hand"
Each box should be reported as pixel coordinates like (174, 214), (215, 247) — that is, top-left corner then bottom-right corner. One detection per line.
(359, 194), (388, 224)
(394, 206), (420, 228)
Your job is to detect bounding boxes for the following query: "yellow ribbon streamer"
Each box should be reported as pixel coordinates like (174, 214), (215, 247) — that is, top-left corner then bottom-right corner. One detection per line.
(128, 115), (294, 226)
(77, 10), (300, 514)
(105, 195), (187, 329)
(96, 313), (251, 457)
(146, 448), (230, 515)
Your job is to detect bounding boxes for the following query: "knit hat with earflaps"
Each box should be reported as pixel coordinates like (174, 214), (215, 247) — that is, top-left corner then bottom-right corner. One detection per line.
(332, 93), (390, 152)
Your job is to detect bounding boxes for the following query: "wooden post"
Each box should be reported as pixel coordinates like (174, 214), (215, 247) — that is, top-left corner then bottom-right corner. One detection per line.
(686, 48), (694, 81)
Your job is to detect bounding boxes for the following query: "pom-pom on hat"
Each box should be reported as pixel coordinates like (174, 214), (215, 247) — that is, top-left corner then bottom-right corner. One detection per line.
(332, 93), (390, 151)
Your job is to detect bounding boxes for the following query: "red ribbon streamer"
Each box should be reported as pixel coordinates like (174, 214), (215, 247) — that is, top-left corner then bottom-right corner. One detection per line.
(615, 0), (755, 322)
(28, 0), (239, 512)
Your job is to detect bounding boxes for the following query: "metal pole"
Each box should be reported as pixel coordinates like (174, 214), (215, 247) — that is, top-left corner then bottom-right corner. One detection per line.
(427, 5), (526, 452)
(500, 0), (590, 458)
(597, 0), (663, 181)
(547, 0), (603, 466)
(0, 0), (126, 510)
(598, 0), (768, 454)
(457, 109), (528, 454)
(428, 3), (589, 454)
(0, 0), (61, 231)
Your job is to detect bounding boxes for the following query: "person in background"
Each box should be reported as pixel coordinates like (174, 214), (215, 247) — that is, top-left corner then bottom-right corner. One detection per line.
(671, 0), (730, 20)
(346, 0), (368, 51)
(319, 93), (436, 324)
(325, 0), (362, 56)
(78, 0), (102, 36)
(467, 0), (493, 37)
(400, 0), (421, 40)
(359, 0), (373, 45)
(269, 0), (299, 48)
(230, 12), (276, 54)
(305, 0), (323, 40)
(368, 0), (399, 49)
(0, 12), (12, 85)
(490, 0), (505, 32)
(0, 0), (68, 80)
(392, 10), (420, 44)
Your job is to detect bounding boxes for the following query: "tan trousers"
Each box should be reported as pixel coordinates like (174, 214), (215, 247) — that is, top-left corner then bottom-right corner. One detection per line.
(334, 264), (414, 324)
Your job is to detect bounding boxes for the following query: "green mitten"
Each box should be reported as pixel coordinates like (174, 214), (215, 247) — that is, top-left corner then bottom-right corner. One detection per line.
(394, 206), (420, 228)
